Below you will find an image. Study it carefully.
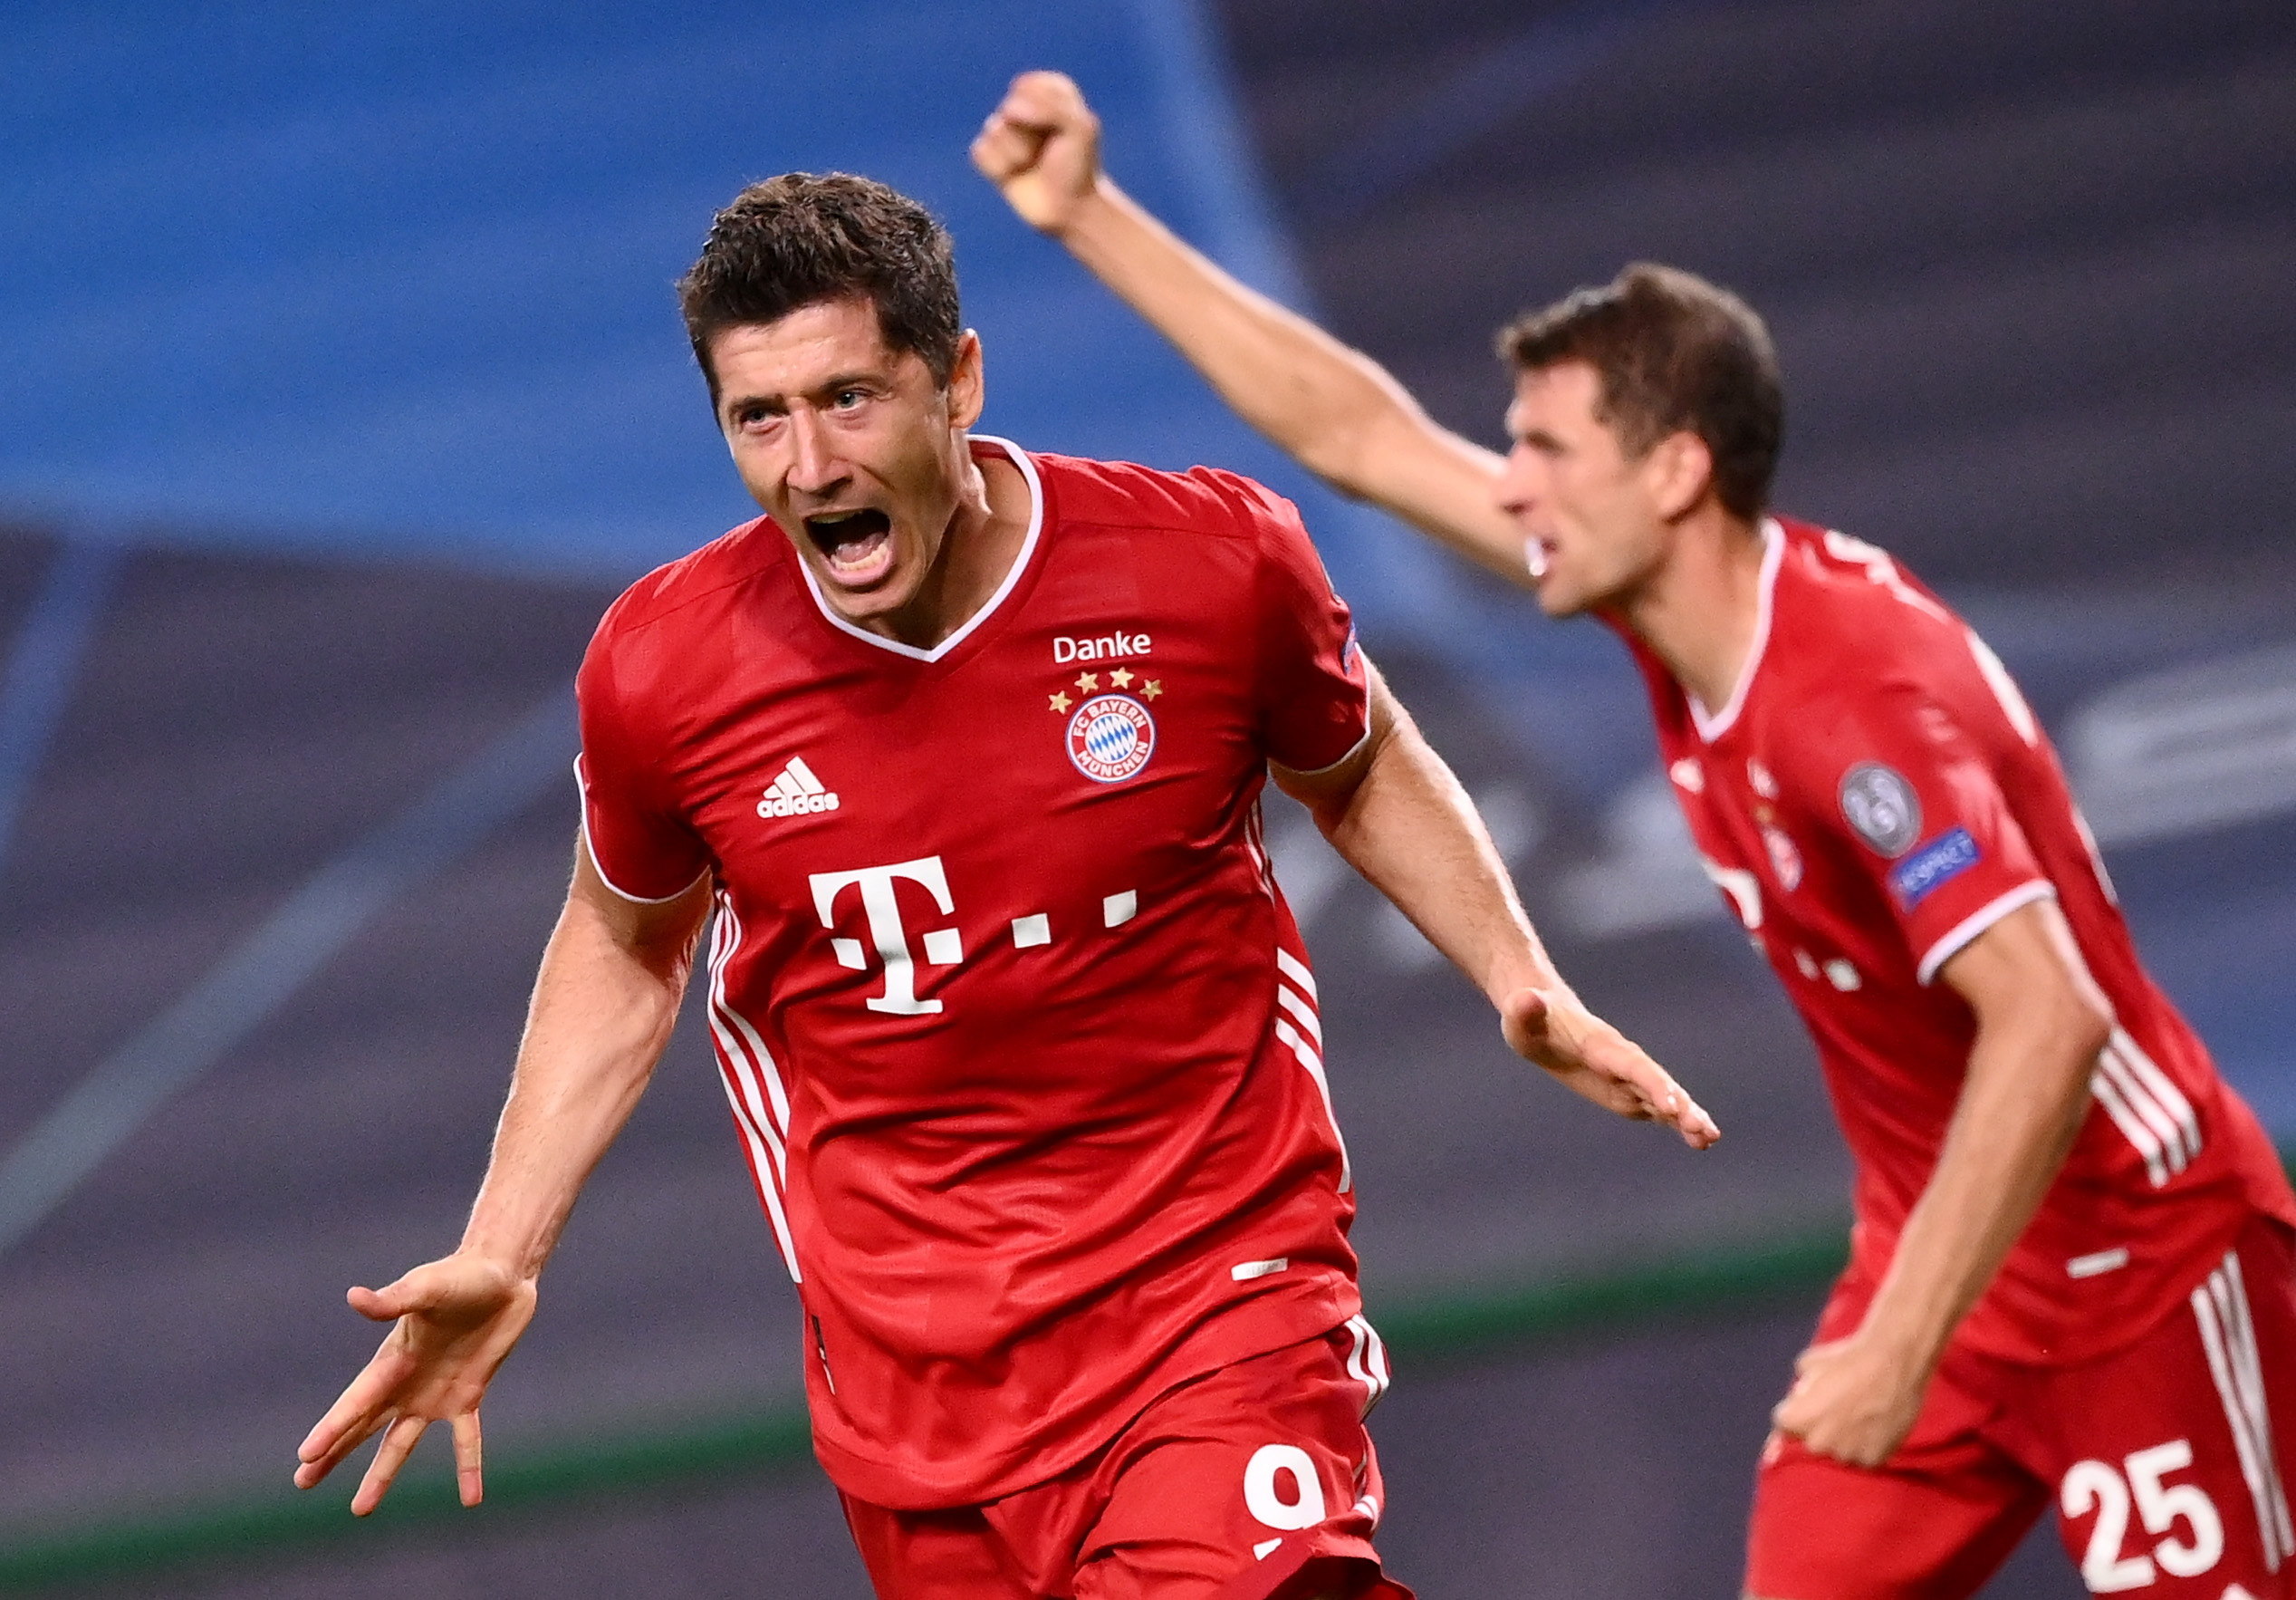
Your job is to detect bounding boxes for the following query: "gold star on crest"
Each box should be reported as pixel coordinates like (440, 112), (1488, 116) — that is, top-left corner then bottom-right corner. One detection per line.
(1074, 671), (1099, 692)
(1109, 668), (1134, 689)
(1048, 690), (1072, 713)
(1142, 680), (1163, 699)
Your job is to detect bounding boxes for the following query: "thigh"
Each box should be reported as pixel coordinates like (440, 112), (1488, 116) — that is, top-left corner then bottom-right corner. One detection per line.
(1745, 1419), (2045, 1600)
(841, 1494), (1036, 1600)
(2031, 1219), (2296, 1598)
(1037, 1317), (1413, 1600)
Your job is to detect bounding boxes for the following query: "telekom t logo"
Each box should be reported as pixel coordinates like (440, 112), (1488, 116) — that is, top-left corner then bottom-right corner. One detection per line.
(808, 856), (963, 1015)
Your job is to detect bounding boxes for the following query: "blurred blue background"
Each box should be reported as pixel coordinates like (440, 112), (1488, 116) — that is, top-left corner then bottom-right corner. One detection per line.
(2, 2), (2291, 1595)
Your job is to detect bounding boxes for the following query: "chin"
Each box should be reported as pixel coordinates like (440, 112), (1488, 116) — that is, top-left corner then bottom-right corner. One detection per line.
(1532, 578), (1588, 619)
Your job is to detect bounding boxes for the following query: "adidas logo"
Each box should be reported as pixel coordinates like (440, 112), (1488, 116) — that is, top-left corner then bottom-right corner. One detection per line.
(756, 757), (841, 819)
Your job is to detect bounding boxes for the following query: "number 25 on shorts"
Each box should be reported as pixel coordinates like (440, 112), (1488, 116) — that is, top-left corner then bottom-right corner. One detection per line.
(2061, 1440), (2224, 1592)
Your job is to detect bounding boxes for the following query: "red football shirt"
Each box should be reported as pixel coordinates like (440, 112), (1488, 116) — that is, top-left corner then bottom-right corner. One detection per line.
(575, 438), (1371, 1508)
(1621, 517), (2294, 1366)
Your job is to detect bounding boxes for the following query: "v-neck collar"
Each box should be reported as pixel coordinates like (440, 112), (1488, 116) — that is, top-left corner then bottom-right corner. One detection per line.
(792, 433), (1044, 664)
(1689, 516), (1784, 744)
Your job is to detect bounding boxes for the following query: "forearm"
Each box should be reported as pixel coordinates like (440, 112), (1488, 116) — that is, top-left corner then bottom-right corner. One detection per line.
(458, 895), (696, 1278)
(1306, 710), (1559, 1008)
(1857, 1018), (2099, 1373)
(1055, 180), (1518, 576)
(1057, 181), (1389, 471)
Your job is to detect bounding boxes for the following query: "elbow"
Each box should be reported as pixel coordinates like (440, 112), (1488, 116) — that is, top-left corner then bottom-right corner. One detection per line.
(2047, 991), (2117, 1115)
(2069, 996), (2114, 1068)
(1294, 422), (1377, 497)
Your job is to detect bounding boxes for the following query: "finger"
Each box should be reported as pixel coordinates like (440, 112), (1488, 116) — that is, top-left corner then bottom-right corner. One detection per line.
(1659, 1084), (1721, 1146)
(295, 1392), (390, 1487)
(984, 86), (1061, 141)
(969, 118), (1045, 182)
(1619, 1058), (1719, 1145)
(351, 1414), (427, 1517)
(1681, 1096), (1721, 1145)
(452, 1411), (485, 1508)
(1004, 69), (1083, 127)
(298, 1359), (402, 1470)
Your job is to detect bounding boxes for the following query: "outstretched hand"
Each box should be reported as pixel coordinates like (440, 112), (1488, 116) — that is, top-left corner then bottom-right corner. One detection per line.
(1502, 988), (1720, 1149)
(972, 70), (1104, 235)
(294, 1253), (538, 1515)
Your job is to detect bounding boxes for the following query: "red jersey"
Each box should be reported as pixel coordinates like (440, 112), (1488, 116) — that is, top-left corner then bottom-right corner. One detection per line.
(574, 438), (1371, 1508)
(1622, 516), (2294, 1367)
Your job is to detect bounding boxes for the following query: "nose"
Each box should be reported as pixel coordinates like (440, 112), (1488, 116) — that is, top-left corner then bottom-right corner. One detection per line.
(1494, 446), (1540, 517)
(785, 409), (846, 498)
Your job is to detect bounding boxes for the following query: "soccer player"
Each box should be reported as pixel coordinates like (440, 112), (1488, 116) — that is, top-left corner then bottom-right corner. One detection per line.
(975, 71), (2296, 1599)
(291, 172), (1718, 1600)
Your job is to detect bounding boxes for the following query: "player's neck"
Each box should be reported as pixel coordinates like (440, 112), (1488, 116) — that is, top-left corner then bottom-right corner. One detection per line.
(1620, 510), (1770, 719)
(871, 441), (1032, 651)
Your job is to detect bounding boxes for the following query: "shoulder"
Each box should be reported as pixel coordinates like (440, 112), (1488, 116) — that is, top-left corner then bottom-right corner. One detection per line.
(1775, 516), (2038, 743)
(1774, 516), (1964, 653)
(1029, 449), (1299, 545)
(580, 517), (785, 727)
(591, 516), (779, 649)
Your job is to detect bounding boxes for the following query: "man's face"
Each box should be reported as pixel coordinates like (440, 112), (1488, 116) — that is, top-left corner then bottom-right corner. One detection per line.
(1495, 360), (1673, 619)
(711, 298), (981, 629)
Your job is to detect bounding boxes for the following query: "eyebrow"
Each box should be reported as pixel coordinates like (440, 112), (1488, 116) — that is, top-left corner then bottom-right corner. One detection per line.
(721, 369), (887, 418)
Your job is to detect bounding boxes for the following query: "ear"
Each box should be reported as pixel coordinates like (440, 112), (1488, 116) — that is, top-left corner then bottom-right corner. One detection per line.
(946, 330), (986, 430)
(1643, 430), (1715, 521)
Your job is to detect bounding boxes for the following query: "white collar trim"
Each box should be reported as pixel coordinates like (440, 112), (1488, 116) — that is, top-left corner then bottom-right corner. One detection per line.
(793, 434), (1043, 663)
(1690, 516), (1783, 743)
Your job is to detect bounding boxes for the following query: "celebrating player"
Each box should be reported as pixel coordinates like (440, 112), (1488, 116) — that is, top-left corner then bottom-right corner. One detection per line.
(291, 171), (1717, 1600)
(976, 70), (2296, 1599)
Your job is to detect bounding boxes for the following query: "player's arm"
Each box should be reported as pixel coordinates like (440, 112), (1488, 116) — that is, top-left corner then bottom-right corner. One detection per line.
(1773, 896), (2110, 1465)
(973, 71), (1527, 585)
(293, 847), (710, 1514)
(1273, 660), (1717, 1148)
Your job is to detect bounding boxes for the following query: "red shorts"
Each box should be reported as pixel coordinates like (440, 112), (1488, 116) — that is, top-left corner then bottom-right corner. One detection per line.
(1748, 1215), (2296, 1598)
(840, 1316), (1414, 1600)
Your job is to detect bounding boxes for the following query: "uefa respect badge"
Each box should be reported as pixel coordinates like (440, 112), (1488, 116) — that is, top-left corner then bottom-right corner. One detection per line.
(1066, 694), (1156, 782)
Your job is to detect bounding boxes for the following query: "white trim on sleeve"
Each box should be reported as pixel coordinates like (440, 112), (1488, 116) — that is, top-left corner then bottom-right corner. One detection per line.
(580, 821), (708, 905)
(1277, 716), (1374, 780)
(572, 758), (708, 905)
(1915, 880), (2054, 986)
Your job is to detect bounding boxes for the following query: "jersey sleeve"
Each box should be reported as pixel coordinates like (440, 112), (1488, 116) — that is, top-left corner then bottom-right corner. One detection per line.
(1798, 681), (2053, 985)
(1245, 482), (1370, 773)
(573, 612), (711, 902)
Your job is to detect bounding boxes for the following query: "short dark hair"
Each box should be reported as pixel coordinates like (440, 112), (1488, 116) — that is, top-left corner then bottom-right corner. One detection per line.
(1498, 264), (1782, 520)
(677, 171), (962, 402)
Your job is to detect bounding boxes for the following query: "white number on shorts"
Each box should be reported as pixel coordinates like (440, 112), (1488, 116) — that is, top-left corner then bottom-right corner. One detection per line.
(2061, 1440), (2224, 1591)
(1244, 1444), (1328, 1532)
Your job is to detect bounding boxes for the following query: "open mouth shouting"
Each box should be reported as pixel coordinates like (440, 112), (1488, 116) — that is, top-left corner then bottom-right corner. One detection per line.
(802, 507), (896, 587)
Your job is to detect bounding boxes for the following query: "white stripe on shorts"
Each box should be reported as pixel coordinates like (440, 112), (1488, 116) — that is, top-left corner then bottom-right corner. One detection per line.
(2193, 1248), (2294, 1572)
(1342, 1315), (1391, 1417)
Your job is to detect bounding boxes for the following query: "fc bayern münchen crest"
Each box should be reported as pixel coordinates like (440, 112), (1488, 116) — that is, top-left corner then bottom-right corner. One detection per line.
(1067, 694), (1156, 783)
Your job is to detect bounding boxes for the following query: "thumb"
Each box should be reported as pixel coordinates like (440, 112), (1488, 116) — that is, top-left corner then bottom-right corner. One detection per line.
(347, 1273), (431, 1323)
(1498, 987), (1551, 1056)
